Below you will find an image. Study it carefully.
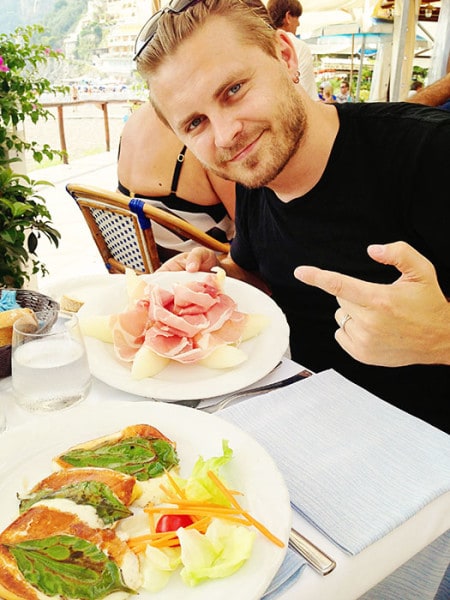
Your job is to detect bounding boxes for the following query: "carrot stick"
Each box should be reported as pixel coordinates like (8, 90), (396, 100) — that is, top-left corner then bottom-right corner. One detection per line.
(149, 498), (235, 509)
(164, 469), (186, 498)
(145, 506), (242, 516)
(158, 484), (179, 502)
(207, 470), (285, 548)
(129, 533), (172, 547)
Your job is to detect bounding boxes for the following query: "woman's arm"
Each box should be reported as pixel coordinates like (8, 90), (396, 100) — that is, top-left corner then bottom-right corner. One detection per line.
(207, 172), (236, 220)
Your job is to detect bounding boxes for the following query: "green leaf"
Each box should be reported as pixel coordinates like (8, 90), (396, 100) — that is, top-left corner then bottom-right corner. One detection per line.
(18, 481), (132, 525)
(60, 437), (179, 481)
(10, 202), (29, 217)
(27, 232), (38, 254)
(8, 535), (135, 600)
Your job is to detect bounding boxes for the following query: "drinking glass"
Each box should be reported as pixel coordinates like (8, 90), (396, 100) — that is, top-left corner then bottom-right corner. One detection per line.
(12, 310), (92, 412)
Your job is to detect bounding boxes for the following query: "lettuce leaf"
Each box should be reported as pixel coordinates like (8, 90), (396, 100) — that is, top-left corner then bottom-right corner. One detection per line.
(175, 439), (234, 504)
(140, 546), (181, 592)
(179, 519), (255, 586)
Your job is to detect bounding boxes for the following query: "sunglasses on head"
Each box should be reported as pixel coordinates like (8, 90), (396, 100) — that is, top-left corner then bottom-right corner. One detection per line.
(134, 0), (202, 60)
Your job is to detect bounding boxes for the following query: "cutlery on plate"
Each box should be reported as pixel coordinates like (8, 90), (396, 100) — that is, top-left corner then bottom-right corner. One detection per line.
(202, 368), (313, 413)
(176, 360), (283, 408)
(289, 527), (336, 576)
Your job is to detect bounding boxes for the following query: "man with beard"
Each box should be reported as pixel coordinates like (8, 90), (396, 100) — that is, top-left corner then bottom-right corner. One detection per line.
(134, 0), (450, 433)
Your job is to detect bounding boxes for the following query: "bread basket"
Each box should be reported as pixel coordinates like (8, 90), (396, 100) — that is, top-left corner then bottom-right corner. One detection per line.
(0, 289), (60, 378)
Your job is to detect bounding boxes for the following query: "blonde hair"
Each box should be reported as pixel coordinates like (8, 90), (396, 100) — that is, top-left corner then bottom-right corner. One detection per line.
(137, 0), (277, 83)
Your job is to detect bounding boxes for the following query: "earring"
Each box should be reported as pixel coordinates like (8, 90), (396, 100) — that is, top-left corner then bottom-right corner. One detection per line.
(293, 70), (300, 84)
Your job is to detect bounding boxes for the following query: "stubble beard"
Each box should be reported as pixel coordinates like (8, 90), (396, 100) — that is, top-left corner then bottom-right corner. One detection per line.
(209, 84), (307, 189)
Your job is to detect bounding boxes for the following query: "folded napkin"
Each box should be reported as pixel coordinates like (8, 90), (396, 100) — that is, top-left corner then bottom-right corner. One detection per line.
(0, 290), (20, 312)
(220, 369), (450, 555)
(261, 548), (306, 600)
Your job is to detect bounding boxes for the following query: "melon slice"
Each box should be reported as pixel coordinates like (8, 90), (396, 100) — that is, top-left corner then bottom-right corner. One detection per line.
(199, 345), (247, 369)
(241, 314), (270, 342)
(79, 315), (114, 343)
(131, 345), (170, 379)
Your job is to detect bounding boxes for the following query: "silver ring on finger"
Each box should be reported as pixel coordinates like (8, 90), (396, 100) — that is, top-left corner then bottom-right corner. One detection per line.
(340, 313), (352, 331)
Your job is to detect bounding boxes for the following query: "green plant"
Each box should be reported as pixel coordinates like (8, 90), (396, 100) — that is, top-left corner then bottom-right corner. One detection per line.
(0, 24), (67, 288)
(0, 168), (60, 288)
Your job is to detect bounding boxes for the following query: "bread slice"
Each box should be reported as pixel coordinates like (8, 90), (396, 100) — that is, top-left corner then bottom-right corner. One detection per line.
(60, 294), (84, 313)
(0, 504), (141, 600)
(0, 307), (38, 347)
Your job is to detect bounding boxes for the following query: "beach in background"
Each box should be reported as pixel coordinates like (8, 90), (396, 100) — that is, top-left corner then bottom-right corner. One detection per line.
(24, 100), (131, 172)
(15, 97), (144, 289)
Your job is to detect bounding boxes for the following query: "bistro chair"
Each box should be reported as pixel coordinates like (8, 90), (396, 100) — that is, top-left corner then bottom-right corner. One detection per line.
(65, 183), (230, 275)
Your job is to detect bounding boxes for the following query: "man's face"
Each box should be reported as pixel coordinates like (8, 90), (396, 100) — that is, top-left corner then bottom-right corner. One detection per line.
(150, 17), (306, 189)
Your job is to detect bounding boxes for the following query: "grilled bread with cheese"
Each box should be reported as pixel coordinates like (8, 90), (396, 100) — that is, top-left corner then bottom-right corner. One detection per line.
(0, 504), (141, 600)
(18, 467), (142, 525)
(53, 423), (179, 482)
(25, 467), (140, 502)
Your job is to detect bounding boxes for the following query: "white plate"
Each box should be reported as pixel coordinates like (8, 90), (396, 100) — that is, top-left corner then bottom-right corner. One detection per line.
(0, 400), (291, 600)
(73, 272), (289, 401)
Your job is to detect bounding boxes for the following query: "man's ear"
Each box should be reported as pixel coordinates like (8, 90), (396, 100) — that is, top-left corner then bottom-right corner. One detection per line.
(276, 29), (299, 77)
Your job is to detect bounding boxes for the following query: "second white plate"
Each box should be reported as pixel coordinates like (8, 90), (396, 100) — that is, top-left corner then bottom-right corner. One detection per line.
(0, 400), (291, 600)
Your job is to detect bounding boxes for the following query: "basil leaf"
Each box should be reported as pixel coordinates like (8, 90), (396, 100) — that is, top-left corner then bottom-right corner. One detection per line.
(59, 437), (179, 481)
(19, 481), (132, 525)
(8, 535), (135, 600)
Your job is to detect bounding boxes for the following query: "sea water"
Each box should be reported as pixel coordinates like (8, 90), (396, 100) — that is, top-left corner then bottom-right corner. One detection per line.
(12, 337), (91, 412)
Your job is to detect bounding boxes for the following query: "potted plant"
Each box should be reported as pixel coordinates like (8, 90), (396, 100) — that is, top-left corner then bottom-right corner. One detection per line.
(0, 24), (67, 288)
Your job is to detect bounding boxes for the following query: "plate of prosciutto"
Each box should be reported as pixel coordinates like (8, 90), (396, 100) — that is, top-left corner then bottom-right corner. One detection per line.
(76, 269), (290, 401)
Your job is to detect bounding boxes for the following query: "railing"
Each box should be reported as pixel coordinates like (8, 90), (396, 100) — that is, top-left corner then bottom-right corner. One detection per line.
(40, 98), (143, 164)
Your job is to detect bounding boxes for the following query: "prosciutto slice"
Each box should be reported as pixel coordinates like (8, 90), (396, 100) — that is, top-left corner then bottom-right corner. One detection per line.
(111, 272), (248, 365)
(111, 299), (151, 361)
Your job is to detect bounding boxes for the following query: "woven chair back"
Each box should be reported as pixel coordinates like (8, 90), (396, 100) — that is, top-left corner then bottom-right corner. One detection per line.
(66, 183), (230, 275)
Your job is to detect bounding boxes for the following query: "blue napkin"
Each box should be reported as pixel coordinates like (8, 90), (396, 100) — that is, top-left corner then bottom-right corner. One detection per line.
(0, 290), (20, 312)
(261, 548), (306, 599)
(220, 369), (450, 555)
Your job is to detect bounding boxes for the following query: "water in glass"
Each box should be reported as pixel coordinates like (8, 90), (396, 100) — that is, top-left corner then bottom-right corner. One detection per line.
(12, 311), (91, 412)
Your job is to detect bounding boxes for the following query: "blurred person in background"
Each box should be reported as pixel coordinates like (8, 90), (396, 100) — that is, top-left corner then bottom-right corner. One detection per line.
(267, 0), (318, 100)
(319, 81), (336, 103)
(71, 83), (79, 101)
(336, 79), (352, 103)
(407, 80), (424, 98)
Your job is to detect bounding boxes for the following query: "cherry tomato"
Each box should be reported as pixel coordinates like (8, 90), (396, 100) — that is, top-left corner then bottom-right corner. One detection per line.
(156, 514), (194, 534)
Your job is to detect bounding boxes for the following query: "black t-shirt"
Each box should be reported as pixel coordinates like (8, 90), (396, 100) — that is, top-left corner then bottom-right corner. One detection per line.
(231, 102), (450, 432)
